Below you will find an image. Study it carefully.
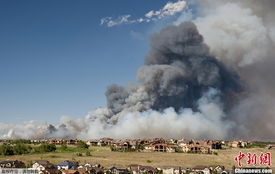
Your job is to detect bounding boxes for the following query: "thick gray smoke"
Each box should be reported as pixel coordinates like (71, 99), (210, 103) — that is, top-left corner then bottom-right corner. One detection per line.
(188, 0), (275, 141)
(1, 0), (274, 141)
(106, 22), (242, 116)
(105, 84), (129, 115)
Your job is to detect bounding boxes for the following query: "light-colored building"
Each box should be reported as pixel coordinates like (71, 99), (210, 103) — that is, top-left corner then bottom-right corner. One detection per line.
(158, 166), (185, 174)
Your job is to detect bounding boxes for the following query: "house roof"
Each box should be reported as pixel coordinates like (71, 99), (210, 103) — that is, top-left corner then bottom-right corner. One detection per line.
(193, 165), (209, 170)
(140, 166), (157, 172)
(158, 166), (183, 170)
(34, 160), (56, 169)
(208, 165), (225, 170)
(188, 144), (211, 148)
(57, 160), (78, 166)
(108, 164), (127, 171)
(84, 167), (104, 173)
(4, 159), (22, 162)
(61, 170), (79, 174)
(42, 169), (62, 174)
(76, 168), (88, 174)
(0, 159), (24, 165)
(152, 143), (178, 148)
(128, 164), (157, 172)
(35, 160), (50, 165)
(83, 163), (101, 167)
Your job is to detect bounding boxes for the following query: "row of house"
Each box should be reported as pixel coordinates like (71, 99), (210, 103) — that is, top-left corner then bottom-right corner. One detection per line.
(27, 138), (251, 154)
(30, 139), (82, 145)
(109, 139), (219, 154)
(0, 159), (25, 168)
(0, 159), (101, 174)
(0, 159), (228, 174)
(1, 138), (251, 149)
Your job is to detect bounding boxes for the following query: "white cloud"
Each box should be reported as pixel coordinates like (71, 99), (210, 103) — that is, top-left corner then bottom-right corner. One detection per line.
(160, 1), (186, 17)
(145, 11), (155, 18)
(100, 1), (186, 27)
(100, 15), (132, 27)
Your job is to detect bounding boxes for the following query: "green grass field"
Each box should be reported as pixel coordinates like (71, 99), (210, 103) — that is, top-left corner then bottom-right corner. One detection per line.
(0, 146), (274, 170)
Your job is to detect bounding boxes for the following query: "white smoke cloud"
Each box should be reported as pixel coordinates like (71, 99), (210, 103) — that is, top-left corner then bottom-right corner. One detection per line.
(0, 121), (49, 139)
(100, 1), (186, 27)
(0, 89), (233, 140)
(193, 2), (270, 67)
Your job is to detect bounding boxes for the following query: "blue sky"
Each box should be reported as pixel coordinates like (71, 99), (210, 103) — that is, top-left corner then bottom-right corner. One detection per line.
(0, 0), (189, 124)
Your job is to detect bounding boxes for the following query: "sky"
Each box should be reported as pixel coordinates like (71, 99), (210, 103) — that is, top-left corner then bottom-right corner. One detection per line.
(0, 0), (188, 124)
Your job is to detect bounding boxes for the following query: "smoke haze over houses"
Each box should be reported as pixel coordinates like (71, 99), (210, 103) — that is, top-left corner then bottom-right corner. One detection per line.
(0, 0), (275, 141)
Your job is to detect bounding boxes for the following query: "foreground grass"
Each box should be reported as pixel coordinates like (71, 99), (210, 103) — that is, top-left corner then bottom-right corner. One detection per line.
(0, 146), (274, 170)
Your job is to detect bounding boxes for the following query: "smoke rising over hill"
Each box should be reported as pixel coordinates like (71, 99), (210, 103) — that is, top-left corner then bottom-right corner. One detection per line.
(1, 0), (275, 141)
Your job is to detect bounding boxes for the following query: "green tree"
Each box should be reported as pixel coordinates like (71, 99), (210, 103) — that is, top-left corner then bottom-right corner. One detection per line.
(85, 150), (91, 156)
(75, 152), (82, 156)
(0, 145), (14, 155)
(13, 143), (32, 155)
(76, 141), (89, 149)
(13, 139), (31, 144)
(60, 143), (68, 151)
(38, 144), (56, 152)
(136, 144), (145, 151)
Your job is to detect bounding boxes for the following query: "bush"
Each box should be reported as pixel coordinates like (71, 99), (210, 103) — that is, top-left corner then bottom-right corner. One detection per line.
(13, 143), (32, 155)
(175, 148), (183, 153)
(213, 152), (218, 155)
(0, 145), (14, 156)
(246, 143), (266, 148)
(76, 141), (89, 149)
(60, 143), (68, 151)
(146, 160), (153, 163)
(85, 150), (91, 156)
(37, 144), (56, 153)
(13, 139), (31, 144)
(0, 143), (58, 156)
(136, 144), (145, 150)
(75, 152), (82, 156)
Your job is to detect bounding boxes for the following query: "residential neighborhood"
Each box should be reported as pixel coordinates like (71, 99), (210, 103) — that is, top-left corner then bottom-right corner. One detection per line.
(85, 138), (250, 154)
(0, 138), (261, 155)
(0, 138), (273, 174)
(0, 158), (229, 174)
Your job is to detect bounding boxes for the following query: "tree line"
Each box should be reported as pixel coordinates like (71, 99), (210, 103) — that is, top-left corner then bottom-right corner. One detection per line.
(0, 143), (56, 156)
(0, 141), (89, 156)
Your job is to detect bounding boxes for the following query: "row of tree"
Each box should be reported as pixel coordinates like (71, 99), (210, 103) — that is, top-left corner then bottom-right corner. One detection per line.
(0, 141), (90, 156)
(0, 143), (56, 156)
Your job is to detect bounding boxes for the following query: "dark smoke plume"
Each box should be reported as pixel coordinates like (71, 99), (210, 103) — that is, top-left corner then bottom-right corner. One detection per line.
(105, 84), (129, 115)
(106, 22), (242, 113)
